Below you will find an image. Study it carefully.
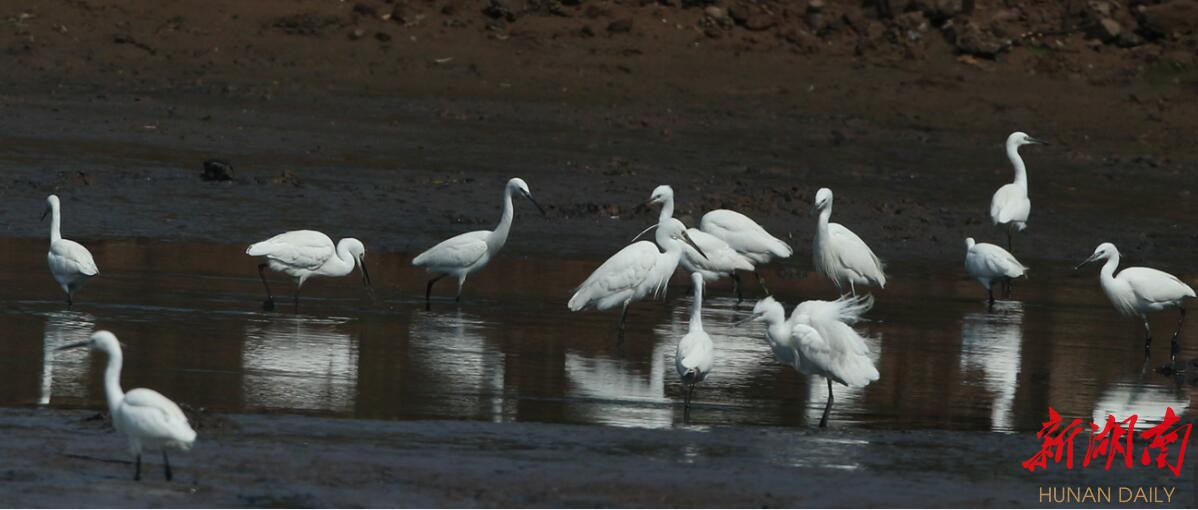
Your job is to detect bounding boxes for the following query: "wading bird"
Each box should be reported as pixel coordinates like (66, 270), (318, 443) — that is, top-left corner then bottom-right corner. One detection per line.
(744, 295), (879, 428)
(43, 195), (99, 306)
(413, 178), (545, 308)
(246, 230), (371, 312)
(697, 208), (792, 296)
(964, 237), (1028, 304)
(646, 185), (755, 300)
(1076, 242), (1195, 368)
(812, 188), (886, 295)
(58, 331), (196, 481)
(675, 272), (714, 414)
(568, 218), (707, 340)
(990, 131), (1046, 252)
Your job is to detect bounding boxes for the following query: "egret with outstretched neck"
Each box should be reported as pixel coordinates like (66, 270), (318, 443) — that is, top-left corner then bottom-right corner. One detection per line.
(568, 218), (708, 341)
(964, 237), (1028, 305)
(990, 131), (1046, 252)
(697, 208), (791, 296)
(43, 195), (98, 306)
(812, 188), (886, 295)
(1076, 242), (1194, 369)
(413, 178), (545, 308)
(646, 185), (755, 300)
(743, 295), (879, 428)
(676, 272), (714, 414)
(246, 230), (371, 312)
(58, 331), (196, 481)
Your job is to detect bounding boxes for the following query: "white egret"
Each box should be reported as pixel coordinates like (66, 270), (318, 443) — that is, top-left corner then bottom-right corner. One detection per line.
(645, 185), (755, 300)
(697, 208), (792, 295)
(43, 195), (99, 306)
(1076, 242), (1195, 367)
(675, 272), (714, 412)
(246, 230), (371, 312)
(964, 237), (1028, 304)
(568, 218), (708, 340)
(990, 131), (1046, 252)
(413, 177), (545, 308)
(744, 295), (879, 427)
(812, 188), (886, 295)
(58, 331), (196, 481)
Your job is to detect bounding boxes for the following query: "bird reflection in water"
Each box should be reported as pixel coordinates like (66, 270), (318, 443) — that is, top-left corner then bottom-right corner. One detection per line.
(41, 310), (96, 405)
(242, 316), (358, 412)
(959, 301), (1024, 431)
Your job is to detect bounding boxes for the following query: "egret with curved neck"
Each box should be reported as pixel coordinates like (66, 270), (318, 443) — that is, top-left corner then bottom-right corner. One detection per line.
(811, 188), (886, 296)
(646, 185), (755, 300)
(42, 195), (99, 306)
(675, 272), (714, 415)
(1076, 242), (1195, 369)
(246, 230), (372, 312)
(413, 177), (545, 309)
(990, 131), (1045, 253)
(58, 331), (197, 481)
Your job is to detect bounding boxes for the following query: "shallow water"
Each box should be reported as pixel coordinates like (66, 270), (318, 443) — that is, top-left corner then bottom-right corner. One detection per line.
(0, 237), (1193, 432)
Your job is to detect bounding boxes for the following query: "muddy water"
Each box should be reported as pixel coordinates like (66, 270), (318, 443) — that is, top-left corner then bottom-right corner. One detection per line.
(0, 238), (1193, 432)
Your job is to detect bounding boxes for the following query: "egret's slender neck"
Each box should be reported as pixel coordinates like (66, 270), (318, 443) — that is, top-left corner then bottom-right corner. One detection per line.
(488, 187), (515, 253)
(48, 203), (62, 244)
(1100, 251), (1121, 284)
(689, 281), (703, 331)
(817, 205), (832, 234)
(327, 240), (357, 277)
(103, 349), (125, 416)
(658, 196), (675, 223)
(1007, 142), (1028, 191)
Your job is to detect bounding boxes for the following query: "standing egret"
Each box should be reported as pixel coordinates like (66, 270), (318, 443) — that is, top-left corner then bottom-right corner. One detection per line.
(964, 237), (1028, 305)
(413, 177), (545, 308)
(697, 209), (792, 296)
(812, 188), (886, 295)
(1076, 242), (1195, 367)
(990, 131), (1046, 252)
(568, 218), (708, 340)
(43, 195), (99, 306)
(744, 295), (879, 428)
(246, 230), (371, 312)
(646, 185), (755, 300)
(675, 272), (714, 413)
(58, 331), (196, 481)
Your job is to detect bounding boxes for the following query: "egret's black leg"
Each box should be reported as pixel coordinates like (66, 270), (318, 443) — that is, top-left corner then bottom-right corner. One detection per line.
(616, 304), (630, 345)
(257, 263), (275, 311)
(755, 271), (771, 296)
(684, 383), (693, 409)
(988, 287), (995, 307)
(732, 272), (743, 303)
(134, 454), (141, 481)
(1143, 318), (1153, 358)
(66, 292), (73, 308)
(819, 378), (834, 428)
(424, 274), (446, 310)
(1171, 307), (1186, 369)
(292, 289), (300, 313)
(163, 451), (173, 481)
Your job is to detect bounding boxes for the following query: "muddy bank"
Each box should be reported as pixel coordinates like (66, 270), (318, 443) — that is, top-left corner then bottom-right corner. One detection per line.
(0, 408), (1191, 508)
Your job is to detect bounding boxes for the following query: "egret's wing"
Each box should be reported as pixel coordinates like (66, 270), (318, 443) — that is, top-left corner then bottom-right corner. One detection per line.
(687, 229), (755, 272)
(1121, 267), (1197, 304)
(411, 231), (489, 269)
(246, 230), (335, 270)
(121, 388), (197, 446)
(971, 243), (1027, 278)
(990, 185), (1030, 225)
(827, 223), (885, 282)
(699, 210), (792, 258)
(568, 242), (660, 310)
(794, 321), (878, 387)
(49, 240), (99, 276)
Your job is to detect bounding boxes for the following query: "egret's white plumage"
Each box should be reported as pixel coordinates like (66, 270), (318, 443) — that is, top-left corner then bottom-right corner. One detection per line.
(1077, 242), (1195, 366)
(413, 177), (545, 307)
(60, 331), (196, 481)
(647, 186), (754, 296)
(989, 131), (1045, 250)
(811, 188), (886, 295)
(747, 295), (879, 427)
(43, 195), (98, 306)
(697, 208), (791, 296)
(246, 230), (371, 311)
(569, 218), (707, 338)
(964, 237), (1028, 303)
(675, 272), (714, 410)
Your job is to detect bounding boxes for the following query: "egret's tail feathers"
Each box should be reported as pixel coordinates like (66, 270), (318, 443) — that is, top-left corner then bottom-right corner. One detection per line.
(732, 253), (756, 272)
(411, 250), (432, 267)
(245, 242), (270, 257)
(832, 294), (875, 325)
(837, 353), (880, 387)
(768, 237), (793, 259)
(567, 292), (587, 311)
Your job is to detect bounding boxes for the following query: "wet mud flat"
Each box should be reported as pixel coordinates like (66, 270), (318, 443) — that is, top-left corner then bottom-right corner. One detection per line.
(1, 407), (1193, 508)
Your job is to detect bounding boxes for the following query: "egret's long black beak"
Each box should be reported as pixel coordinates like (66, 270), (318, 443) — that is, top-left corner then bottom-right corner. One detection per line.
(734, 314), (758, 326)
(56, 341), (89, 352)
(1074, 255), (1097, 271)
(681, 230), (709, 260)
(522, 191), (547, 216)
(1028, 137), (1049, 145)
(631, 224), (657, 243)
(359, 258), (372, 288)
